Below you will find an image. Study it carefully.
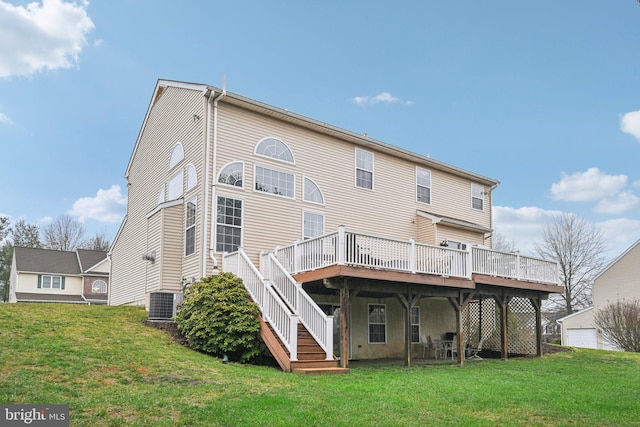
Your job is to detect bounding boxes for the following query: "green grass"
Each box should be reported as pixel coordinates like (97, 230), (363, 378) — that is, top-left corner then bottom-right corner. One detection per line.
(1, 304), (639, 426)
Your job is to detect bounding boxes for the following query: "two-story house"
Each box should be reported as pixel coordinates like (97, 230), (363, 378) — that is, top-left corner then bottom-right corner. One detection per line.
(9, 247), (109, 305)
(110, 79), (562, 372)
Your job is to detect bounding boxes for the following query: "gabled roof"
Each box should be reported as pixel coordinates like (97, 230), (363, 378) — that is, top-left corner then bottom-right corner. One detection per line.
(76, 249), (108, 273)
(556, 306), (594, 323)
(417, 210), (492, 234)
(13, 247), (108, 276)
(14, 247), (82, 275)
(125, 79), (501, 189)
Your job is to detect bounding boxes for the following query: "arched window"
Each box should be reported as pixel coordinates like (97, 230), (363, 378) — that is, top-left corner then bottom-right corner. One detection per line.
(218, 162), (243, 187)
(186, 164), (197, 190)
(303, 177), (324, 204)
(169, 143), (184, 170)
(92, 280), (107, 293)
(158, 184), (165, 204)
(255, 137), (294, 163)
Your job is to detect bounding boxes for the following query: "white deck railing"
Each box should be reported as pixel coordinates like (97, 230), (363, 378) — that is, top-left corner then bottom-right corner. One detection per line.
(275, 226), (559, 285)
(261, 252), (334, 360)
(223, 249), (298, 361)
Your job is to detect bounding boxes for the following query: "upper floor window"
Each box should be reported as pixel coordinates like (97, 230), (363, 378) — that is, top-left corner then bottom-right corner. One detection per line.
(355, 148), (373, 190)
(92, 280), (107, 293)
(218, 162), (244, 188)
(185, 199), (196, 256)
(169, 143), (184, 170)
(255, 166), (294, 199)
(303, 211), (325, 239)
(168, 170), (184, 201)
(472, 184), (484, 211)
(186, 164), (197, 191)
(255, 137), (294, 163)
(416, 167), (431, 204)
(38, 275), (64, 290)
(303, 177), (324, 204)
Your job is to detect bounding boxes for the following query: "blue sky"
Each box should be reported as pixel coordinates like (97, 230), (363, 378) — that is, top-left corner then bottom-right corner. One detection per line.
(1, 0), (640, 259)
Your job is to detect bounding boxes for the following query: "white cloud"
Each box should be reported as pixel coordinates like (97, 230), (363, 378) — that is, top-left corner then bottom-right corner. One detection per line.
(621, 110), (640, 141)
(350, 92), (410, 106)
(551, 167), (627, 202)
(68, 185), (126, 223)
(599, 218), (640, 258)
(0, 0), (95, 78)
(0, 112), (12, 124)
(93, 38), (103, 47)
(550, 167), (640, 214)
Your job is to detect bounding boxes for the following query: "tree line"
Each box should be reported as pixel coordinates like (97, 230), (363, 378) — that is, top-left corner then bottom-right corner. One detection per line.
(0, 214), (110, 301)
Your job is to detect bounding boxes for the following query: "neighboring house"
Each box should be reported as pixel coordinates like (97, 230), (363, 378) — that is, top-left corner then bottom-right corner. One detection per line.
(110, 79), (562, 372)
(9, 247), (110, 305)
(558, 239), (640, 351)
(541, 311), (563, 343)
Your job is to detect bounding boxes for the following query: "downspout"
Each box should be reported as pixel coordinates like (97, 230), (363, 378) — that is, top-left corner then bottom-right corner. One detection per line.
(202, 87), (226, 277)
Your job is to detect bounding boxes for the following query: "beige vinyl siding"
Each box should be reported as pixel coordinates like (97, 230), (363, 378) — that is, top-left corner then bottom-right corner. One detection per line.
(14, 273), (83, 295)
(160, 204), (184, 291)
(212, 103), (493, 262)
(436, 225), (485, 247)
(592, 242), (640, 312)
(145, 212), (162, 293)
(111, 86), (206, 306)
(416, 215), (436, 245)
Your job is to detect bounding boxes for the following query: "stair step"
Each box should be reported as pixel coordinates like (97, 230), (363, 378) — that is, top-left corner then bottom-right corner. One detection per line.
(292, 367), (350, 375)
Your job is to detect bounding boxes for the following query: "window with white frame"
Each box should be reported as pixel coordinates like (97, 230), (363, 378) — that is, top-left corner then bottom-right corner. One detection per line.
(355, 148), (373, 190)
(218, 162), (243, 188)
(255, 137), (294, 163)
(168, 169), (184, 201)
(158, 184), (165, 205)
(185, 199), (196, 256)
(303, 212), (324, 239)
(368, 304), (386, 343)
(186, 164), (197, 191)
(303, 177), (324, 204)
(216, 196), (242, 253)
(416, 167), (431, 204)
(169, 143), (184, 170)
(92, 280), (107, 293)
(472, 184), (484, 211)
(254, 166), (294, 198)
(39, 275), (64, 290)
(411, 306), (420, 343)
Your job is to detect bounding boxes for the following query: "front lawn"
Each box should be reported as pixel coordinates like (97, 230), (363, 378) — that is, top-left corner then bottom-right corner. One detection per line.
(1, 304), (638, 426)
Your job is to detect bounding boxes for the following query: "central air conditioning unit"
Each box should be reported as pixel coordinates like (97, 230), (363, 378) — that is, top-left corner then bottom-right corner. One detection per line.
(149, 292), (183, 320)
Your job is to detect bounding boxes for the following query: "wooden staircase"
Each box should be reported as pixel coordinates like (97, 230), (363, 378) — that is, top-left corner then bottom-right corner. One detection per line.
(259, 317), (348, 375)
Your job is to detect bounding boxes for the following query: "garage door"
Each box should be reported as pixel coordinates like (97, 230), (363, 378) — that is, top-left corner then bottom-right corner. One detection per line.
(566, 328), (597, 348)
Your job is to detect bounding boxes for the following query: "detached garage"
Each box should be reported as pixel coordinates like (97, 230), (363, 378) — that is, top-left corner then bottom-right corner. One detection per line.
(557, 307), (596, 349)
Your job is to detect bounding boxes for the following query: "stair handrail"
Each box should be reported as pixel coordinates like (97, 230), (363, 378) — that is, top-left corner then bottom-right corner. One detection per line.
(223, 248), (298, 361)
(262, 252), (334, 360)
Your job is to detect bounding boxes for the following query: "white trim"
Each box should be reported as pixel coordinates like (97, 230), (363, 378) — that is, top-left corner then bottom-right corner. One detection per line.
(416, 166), (432, 205)
(184, 197), (197, 257)
(355, 147), (374, 191)
(302, 210), (325, 240)
(592, 239), (640, 283)
(186, 164), (197, 191)
(556, 306), (594, 323)
(368, 303), (387, 344)
(217, 161), (245, 189)
(471, 183), (485, 211)
(214, 194), (244, 254)
(168, 142), (185, 171)
(146, 199), (183, 219)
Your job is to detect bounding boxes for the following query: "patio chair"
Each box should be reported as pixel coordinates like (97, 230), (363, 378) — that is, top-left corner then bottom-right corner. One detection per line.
(421, 335), (430, 358)
(466, 338), (484, 361)
(446, 335), (458, 360)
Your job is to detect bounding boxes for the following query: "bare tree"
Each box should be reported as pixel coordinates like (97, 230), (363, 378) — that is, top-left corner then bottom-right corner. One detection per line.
(42, 214), (86, 251)
(492, 230), (517, 253)
(594, 300), (640, 352)
(11, 218), (42, 248)
(0, 216), (9, 242)
(82, 231), (111, 251)
(535, 212), (607, 315)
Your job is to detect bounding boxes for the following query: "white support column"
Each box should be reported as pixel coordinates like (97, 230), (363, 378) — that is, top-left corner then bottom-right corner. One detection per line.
(293, 240), (300, 274)
(466, 245), (473, 279)
(337, 226), (346, 265)
(325, 315), (334, 360)
(289, 315), (299, 361)
(409, 238), (416, 274)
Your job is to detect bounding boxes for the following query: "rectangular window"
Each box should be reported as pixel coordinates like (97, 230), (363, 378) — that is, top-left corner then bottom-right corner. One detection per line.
(185, 199), (196, 256)
(39, 275), (63, 290)
(255, 166), (294, 198)
(368, 304), (386, 343)
(472, 184), (484, 211)
(355, 148), (373, 190)
(416, 167), (431, 204)
(168, 170), (184, 201)
(411, 307), (420, 343)
(216, 196), (242, 253)
(303, 212), (324, 240)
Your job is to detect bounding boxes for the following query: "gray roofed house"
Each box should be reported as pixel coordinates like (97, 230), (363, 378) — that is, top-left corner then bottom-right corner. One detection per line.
(9, 247), (110, 305)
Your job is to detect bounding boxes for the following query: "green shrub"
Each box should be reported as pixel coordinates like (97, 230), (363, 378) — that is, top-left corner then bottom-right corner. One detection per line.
(175, 272), (261, 363)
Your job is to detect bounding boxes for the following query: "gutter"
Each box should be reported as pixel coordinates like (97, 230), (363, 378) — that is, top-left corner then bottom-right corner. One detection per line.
(203, 86), (226, 277)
